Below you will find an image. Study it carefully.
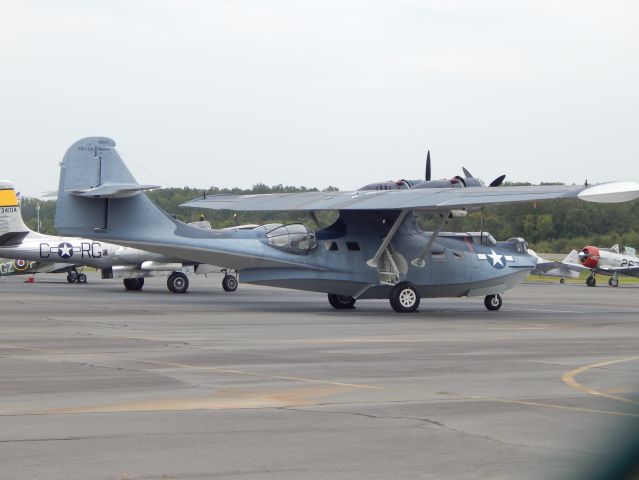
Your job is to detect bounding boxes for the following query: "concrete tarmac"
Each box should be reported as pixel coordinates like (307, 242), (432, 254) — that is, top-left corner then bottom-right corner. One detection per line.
(1, 273), (639, 479)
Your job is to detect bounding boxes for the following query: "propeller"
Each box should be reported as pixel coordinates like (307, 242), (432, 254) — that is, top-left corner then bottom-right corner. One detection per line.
(462, 166), (506, 187)
(422, 150), (506, 187)
(489, 175), (506, 187)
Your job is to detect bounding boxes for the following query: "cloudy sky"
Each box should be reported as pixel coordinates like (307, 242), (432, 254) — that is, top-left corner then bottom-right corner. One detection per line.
(1, 0), (638, 196)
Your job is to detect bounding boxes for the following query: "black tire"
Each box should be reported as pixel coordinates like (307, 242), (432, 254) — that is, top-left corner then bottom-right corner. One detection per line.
(389, 282), (420, 313)
(167, 272), (189, 293)
(222, 275), (238, 292)
(484, 294), (503, 311)
(559, 278), (565, 284)
(124, 278), (144, 291)
(328, 293), (356, 309)
(67, 271), (77, 283)
(76, 273), (87, 284)
(586, 276), (596, 287)
(609, 277), (619, 287)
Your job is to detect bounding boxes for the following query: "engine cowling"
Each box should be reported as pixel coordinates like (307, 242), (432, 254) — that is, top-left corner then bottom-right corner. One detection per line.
(579, 246), (600, 269)
(358, 179), (419, 191)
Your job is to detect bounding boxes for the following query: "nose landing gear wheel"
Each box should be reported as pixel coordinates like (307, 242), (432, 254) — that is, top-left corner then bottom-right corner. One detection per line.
(586, 276), (596, 287)
(167, 272), (189, 293)
(609, 277), (619, 287)
(484, 294), (502, 311)
(389, 282), (420, 313)
(222, 275), (238, 292)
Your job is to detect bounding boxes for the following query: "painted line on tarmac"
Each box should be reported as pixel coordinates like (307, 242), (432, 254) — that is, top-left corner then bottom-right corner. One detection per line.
(447, 394), (639, 418)
(561, 356), (639, 406)
(139, 360), (379, 389)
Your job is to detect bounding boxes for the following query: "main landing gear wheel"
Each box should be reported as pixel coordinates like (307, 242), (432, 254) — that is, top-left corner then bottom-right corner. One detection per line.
(609, 277), (619, 287)
(328, 293), (356, 309)
(167, 272), (189, 293)
(484, 294), (503, 311)
(76, 273), (87, 284)
(389, 282), (420, 313)
(67, 271), (77, 283)
(559, 278), (565, 284)
(586, 276), (597, 287)
(123, 278), (144, 291)
(222, 275), (238, 292)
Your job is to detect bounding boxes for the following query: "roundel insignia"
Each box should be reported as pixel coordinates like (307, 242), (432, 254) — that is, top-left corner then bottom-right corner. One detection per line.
(487, 250), (506, 269)
(57, 242), (74, 259)
(14, 259), (29, 271)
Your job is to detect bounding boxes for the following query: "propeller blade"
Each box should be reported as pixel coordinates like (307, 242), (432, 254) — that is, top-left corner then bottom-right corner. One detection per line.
(462, 167), (474, 178)
(490, 175), (506, 187)
(425, 150), (431, 181)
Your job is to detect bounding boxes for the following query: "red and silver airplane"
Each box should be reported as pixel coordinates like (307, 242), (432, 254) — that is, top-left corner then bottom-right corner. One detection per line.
(563, 244), (639, 287)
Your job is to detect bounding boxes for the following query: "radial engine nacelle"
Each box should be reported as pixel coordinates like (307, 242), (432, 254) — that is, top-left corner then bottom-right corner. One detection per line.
(579, 246), (601, 268)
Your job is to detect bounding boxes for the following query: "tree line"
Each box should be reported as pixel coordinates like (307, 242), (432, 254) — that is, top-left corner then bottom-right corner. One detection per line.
(18, 183), (639, 253)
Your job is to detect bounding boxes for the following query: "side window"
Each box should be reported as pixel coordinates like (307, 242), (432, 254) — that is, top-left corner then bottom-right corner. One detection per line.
(346, 242), (360, 251)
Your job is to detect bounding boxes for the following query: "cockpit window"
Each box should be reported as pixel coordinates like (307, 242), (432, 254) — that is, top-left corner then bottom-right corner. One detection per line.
(506, 237), (529, 253)
(266, 224), (317, 254)
(468, 233), (496, 246)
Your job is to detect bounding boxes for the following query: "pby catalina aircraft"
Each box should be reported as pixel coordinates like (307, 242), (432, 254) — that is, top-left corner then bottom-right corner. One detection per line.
(562, 244), (639, 287)
(54, 137), (639, 312)
(0, 180), (238, 292)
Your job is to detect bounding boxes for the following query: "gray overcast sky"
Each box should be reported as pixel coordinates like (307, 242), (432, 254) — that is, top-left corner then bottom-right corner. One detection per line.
(1, 0), (638, 196)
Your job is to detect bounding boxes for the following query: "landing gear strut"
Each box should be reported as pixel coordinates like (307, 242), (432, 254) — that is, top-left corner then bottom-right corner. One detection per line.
(389, 282), (420, 313)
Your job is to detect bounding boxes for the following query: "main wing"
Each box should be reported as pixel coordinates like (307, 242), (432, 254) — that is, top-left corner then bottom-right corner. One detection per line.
(182, 182), (639, 212)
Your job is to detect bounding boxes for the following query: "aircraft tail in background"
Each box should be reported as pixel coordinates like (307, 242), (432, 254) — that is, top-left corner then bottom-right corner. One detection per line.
(0, 180), (31, 246)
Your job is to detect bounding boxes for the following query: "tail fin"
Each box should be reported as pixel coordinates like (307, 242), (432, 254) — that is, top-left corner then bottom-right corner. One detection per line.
(562, 249), (580, 265)
(0, 180), (31, 245)
(55, 137), (173, 244)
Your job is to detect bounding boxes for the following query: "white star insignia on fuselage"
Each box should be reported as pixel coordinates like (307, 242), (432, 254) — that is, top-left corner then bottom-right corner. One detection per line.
(58, 244), (73, 258)
(488, 249), (504, 267)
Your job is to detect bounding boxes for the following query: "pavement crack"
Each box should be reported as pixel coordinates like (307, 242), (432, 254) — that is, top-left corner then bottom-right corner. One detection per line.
(278, 406), (594, 456)
(0, 435), (112, 443)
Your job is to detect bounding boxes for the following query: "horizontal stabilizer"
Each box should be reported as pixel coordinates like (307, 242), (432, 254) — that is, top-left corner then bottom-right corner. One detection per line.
(68, 183), (159, 199)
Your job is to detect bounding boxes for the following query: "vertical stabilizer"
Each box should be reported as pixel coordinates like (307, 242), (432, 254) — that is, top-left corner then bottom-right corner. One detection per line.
(562, 249), (580, 265)
(0, 180), (31, 245)
(55, 137), (176, 242)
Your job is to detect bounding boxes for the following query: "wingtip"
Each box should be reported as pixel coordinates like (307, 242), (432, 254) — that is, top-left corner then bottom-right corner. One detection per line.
(578, 181), (639, 203)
